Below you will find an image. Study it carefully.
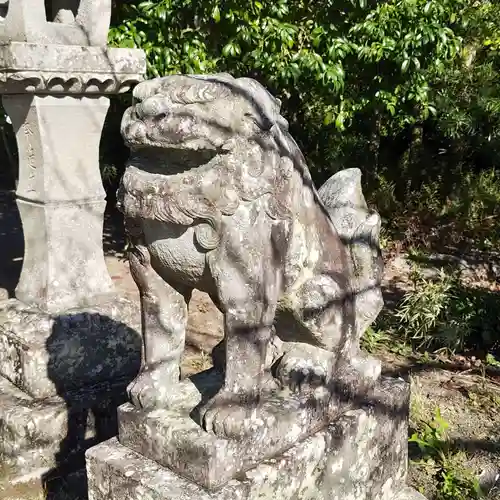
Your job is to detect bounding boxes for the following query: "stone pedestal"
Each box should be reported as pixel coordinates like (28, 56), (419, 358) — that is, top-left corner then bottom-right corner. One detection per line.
(0, 300), (143, 492)
(0, 297), (142, 497)
(87, 374), (426, 500)
(0, 298), (141, 400)
(0, 4), (146, 493)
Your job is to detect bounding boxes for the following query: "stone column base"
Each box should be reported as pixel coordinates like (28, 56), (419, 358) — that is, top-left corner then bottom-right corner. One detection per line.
(86, 376), (426, 500)
(0, 297), (141, 399)
(0, 375), (128, 482)
(0, 296), (142, 496)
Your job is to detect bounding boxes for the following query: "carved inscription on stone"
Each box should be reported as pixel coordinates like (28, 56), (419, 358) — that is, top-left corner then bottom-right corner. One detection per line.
(21, 123), (36, 189)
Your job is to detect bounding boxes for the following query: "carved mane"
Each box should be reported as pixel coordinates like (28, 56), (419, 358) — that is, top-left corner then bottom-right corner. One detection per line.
(118, 75), (309, 250)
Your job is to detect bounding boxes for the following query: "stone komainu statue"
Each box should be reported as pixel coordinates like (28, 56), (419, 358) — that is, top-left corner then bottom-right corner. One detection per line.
(117, 73), (383, 436)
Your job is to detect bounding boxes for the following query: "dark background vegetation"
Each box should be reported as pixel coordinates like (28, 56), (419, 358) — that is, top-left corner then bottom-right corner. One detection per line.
(104, 0), (500, 361)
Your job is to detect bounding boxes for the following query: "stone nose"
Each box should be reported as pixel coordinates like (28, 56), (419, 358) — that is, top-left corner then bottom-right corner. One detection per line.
(134, 96), (171, 120)
(132, 79), (163, 103)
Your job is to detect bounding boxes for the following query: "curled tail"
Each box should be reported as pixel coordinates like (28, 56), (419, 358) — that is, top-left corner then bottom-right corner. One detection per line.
(317, 168), (384, 338)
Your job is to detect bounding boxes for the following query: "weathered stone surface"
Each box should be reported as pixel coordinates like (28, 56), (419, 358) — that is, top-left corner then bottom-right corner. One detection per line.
(117, 73), (384, 437)
(0, 298), (142, 481)
(0, 43), (145, 94)
(0, 373), (130, 481)
(118, 378), (334, 490)
(88, 377), (414, 500)
(0, 376), (66, 473)
(0, 298), (141, 399)
(83, 71), (425, 500)
(0, 3), (147, 495)
(116, 373), (407, 491)
(1, 94), (119, 312)
(0, 0), (112, 47)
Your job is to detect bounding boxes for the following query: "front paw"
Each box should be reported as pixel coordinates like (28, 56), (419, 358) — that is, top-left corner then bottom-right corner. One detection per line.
(127, 371), (161, 409)
(127, 366), (178, 410)
(276, 344), (333, 392)
(200, 390), (258, 438)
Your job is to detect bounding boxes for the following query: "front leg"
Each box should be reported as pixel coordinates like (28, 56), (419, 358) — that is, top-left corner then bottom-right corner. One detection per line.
(127, 226), (190, 410)
(200, 301), (278, 437)
(200, 221), (282, 437)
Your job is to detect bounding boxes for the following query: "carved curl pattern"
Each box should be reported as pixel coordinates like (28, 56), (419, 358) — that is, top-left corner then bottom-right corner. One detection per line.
(0, 72), (143, 95)
(117, 74), (302, 250)
(120, 148), (294, 251)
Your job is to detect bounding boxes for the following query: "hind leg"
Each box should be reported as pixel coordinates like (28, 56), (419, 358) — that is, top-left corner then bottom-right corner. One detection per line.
(276, 274), (380, 391)
(126, 224), (191, 409)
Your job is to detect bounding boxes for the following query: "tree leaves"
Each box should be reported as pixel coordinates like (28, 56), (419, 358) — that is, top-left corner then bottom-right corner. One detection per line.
(109, 0), (499, 138)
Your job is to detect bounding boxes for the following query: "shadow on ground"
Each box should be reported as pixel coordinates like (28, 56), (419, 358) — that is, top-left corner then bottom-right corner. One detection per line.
(42, 313), (141, 500)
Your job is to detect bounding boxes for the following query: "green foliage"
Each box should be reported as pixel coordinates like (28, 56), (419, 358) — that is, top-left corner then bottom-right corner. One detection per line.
(410, 409), (484, 499)
(108, 0), (469, 159)
(110, 0), (467, 133)
(360, 326), (392, 353)
(107, 1), (500, 253)
(396, 268), (455, 349)
(485, 353), (500, 368)
(395, 267), (500, 354)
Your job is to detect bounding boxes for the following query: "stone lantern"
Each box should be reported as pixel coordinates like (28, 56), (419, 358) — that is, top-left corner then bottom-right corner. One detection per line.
(0, 0), (146, 492)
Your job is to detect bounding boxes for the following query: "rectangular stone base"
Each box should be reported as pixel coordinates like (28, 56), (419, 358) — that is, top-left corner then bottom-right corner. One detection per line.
(118, 372), (342, 490)
(0, 297), (141, 399)
(0, 373), (130, 489)
(88, 377), (424, 500)
(117, 371), (410, 491)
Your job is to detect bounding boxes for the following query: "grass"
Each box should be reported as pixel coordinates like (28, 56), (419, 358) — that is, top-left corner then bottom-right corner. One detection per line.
(364, 264), (500, 361)
(360, 211), (500, 499)
(360, 326), (393, 354)
(181, 349), (213, 378)
(408, 383), (486, 499)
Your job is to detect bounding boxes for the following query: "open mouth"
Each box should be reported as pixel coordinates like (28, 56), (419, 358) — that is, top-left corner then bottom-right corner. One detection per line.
(126, 141), (229, 176)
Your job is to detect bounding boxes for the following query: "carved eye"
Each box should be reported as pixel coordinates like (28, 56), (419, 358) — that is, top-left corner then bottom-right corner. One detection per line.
(244, 112), (259, 125)
(244, 111), (272, 131)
